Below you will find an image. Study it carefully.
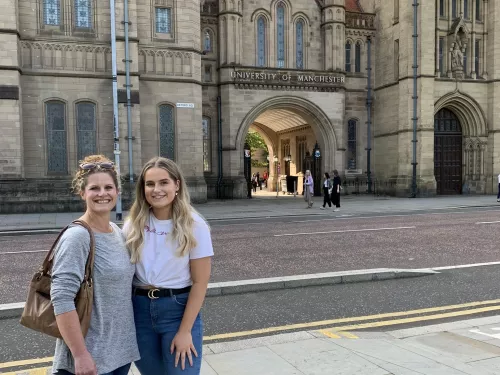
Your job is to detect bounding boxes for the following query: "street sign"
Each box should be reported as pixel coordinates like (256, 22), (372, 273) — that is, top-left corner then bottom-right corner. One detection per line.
(176, 103), (195, 108)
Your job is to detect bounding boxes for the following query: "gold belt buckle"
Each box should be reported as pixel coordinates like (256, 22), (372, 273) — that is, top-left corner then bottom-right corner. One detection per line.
(148, 289), (160, 299)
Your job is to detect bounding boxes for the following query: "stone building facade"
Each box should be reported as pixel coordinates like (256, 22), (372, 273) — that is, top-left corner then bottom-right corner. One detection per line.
(0, 0), (496, 212)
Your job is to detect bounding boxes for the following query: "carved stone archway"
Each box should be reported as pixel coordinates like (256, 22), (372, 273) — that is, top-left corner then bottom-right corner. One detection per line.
(434, 91), (488, 193)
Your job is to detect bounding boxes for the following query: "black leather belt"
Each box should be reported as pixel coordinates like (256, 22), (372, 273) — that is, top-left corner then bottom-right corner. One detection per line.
(133, 286), (191, 299)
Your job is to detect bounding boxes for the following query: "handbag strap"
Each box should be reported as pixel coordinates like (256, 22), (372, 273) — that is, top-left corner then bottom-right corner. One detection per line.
(40, 220), (96, 283)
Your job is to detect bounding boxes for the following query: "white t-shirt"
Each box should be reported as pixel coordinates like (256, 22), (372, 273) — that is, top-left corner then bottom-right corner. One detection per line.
(498, 174), (500, 184)
(123, 211), (214, 289)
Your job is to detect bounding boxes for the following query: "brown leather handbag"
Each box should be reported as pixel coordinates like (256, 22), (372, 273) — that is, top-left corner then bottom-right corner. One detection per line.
(20, 220), (95, 339)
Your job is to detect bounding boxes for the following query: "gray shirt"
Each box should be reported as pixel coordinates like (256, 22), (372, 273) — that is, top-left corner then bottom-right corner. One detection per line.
(51, 223), (140, 374)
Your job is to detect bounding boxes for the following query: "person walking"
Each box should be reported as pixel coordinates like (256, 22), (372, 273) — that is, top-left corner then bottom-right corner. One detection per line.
(320, 172), (333, 210)
(123, 157), (213, 375)
(304, 169), (314, 208)
(497, 172), (500, 202)
(330, 169), (342, 211)
(51, 155), (140, 375)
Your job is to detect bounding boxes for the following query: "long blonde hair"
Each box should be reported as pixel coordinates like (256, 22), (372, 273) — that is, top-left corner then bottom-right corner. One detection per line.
(125, 157), (197, 263)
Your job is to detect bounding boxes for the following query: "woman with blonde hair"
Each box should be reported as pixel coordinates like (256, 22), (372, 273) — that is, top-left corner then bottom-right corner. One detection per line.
(51, 155), (140, 375)
(304, 169), (314, 208)
(123, 157), (213, 375)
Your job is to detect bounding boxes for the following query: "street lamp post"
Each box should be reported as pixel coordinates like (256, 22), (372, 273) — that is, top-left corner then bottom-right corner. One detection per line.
(273, 155), (279, 197)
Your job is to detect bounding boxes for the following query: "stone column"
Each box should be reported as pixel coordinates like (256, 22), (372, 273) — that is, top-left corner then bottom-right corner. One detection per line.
(471, 0), (476, 78)
(482, 0), (488, 78)
(435, 0), (440, 76)
(0, 1), (23, 178)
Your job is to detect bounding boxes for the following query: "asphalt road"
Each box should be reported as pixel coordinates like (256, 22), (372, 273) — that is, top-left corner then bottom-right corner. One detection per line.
(2, 265), (500, 367)
(1, 207), (500, 304)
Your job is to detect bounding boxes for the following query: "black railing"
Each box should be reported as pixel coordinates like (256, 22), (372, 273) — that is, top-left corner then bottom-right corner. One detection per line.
(342, 177), (398, 197)
(207, 180), (235, 200)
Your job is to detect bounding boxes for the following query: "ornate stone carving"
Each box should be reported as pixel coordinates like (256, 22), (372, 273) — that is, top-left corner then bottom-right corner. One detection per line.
(449, 16), (470, 79)
(21, 41), (111, 72)
(345, 12), (375, 29)
(138, 48), (193, 77)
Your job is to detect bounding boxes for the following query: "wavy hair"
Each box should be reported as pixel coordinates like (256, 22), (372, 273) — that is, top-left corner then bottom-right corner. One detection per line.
(125, 157), (197, 263)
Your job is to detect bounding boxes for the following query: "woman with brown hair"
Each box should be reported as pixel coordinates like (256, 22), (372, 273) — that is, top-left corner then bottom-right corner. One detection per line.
(51, 155), (139, 375)
(123, 157), (213, 375)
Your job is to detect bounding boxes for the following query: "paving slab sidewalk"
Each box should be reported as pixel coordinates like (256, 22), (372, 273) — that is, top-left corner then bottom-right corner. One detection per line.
(0, 195), (497, 232)
(189, 315), (500, 375)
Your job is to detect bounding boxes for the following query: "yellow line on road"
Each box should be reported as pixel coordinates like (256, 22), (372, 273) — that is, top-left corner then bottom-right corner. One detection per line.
(319, 304), (500, 334)
(202, 299), (500, 341)
(0, 357), (53, 369)
(2, 367), (51, 375)
(4, 299), (500, 369)
(337, 331), (359, 339)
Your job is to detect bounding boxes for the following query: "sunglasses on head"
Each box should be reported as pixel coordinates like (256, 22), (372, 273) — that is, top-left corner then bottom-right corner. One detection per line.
(79, 162), (114, 170)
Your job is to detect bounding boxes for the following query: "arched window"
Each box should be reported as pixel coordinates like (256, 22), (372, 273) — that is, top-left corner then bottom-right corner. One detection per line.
(43, 0), (61, 25)
(257, 16), (266, 67)
(345, 41), (351, 72)
(203, 30), (212, 52)
(74, 0), (92, 29)
(45, 100), (67, 174)
(76, 102), (97, 162)
(202, 116), (211, 172)
(159, 104), (175, 160)
(296, 20), (304, 69)
(277, 4), (285, 68)
(355, 42), (361, 73)
(347, 119), (357, 170)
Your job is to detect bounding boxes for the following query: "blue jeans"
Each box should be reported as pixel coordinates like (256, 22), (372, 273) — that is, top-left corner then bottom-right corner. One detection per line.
(54, 363), (131, 375)
(133, 293), (203, 375)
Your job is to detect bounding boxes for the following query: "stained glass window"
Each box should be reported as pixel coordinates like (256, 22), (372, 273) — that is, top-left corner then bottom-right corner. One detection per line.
(156, 8), (171, 34)
(159, 105), (175, 160)
(75, 0), (92, 28)
(347, 120), (357, 170)
(44, 0), (60, 26)
(204, 30), (212, 52)
(355, 42), (361, 72)
(257, 16), (266, 67)
(202, 117), (211, 172)
(439, 38), (444, 74)
(452, 0), (457, 18)
(476, 0), (481, 21)
(475, 39), (480, 75)
(345, 42), (351, 72)
(296, 20), (304, 69)
(277, 4), (285, 68)
(46, 101), (67, 174)
(439, 0), (444, 17)
(76, 102), (97, 162)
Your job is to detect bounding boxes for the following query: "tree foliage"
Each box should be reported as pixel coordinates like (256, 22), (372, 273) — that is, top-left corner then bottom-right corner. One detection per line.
(245, 131), (268, 153)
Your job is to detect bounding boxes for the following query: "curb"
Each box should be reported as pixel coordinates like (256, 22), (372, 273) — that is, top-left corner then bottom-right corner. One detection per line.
(0, 268), (437, 319)
(205, 268), (438, 297)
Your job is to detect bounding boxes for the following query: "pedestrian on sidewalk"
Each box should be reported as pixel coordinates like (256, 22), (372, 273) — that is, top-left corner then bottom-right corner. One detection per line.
(123, 157), (214, 375)
(51, 155), (140, 375)
(330, 170), (342, 211)
(321, 172), (332, 210)
(497, 172), (500, 202)
(304, 169), (314, 208)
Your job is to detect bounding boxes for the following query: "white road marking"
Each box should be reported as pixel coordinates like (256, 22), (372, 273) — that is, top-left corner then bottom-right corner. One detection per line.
(0, 250), (48, 255)
(431, 261), (500, 271)
(274, 226), (416, 237)
(475, 220), (500, 224)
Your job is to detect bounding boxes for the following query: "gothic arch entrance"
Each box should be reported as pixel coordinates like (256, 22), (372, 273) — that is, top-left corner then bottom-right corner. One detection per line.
(236, 96), (338, 196)
(434, 108), (463, 195)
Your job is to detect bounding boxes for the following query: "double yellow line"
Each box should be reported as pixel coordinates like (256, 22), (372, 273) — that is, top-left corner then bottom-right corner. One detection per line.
(203, 298), (500, 341)
(3, 299), (500, 373)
